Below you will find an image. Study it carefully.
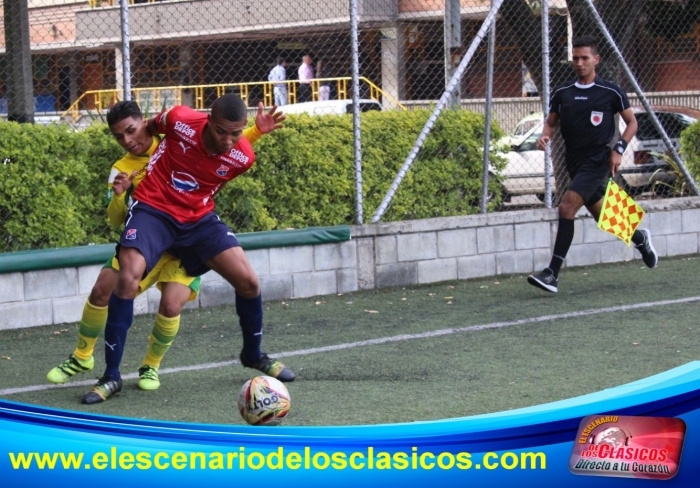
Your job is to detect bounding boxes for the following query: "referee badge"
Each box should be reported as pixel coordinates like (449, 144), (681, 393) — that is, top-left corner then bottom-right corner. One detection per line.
(591, 111), (603, 126)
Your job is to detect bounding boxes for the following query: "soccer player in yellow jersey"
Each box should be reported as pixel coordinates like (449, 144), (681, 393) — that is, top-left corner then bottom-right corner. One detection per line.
(46, 100), (268, 397)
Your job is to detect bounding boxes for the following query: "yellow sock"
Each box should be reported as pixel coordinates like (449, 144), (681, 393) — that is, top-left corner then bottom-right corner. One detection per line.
(142, 314), (180, 369)
(73, 301), (108, 361)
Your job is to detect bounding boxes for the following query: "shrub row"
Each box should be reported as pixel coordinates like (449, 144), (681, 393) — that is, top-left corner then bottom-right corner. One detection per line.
(681, 119), (700, 181)
(0, 109), (503, 251)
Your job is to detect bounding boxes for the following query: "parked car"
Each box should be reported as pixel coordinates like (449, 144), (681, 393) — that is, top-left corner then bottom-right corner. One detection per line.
(618, 106), (700, 195)
(495, 106), (700, 200)
(280, 99), (382, 116)
(495, 111), (543, 152)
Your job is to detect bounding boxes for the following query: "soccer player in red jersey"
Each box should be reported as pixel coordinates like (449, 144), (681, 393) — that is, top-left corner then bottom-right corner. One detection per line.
(82, 95), (294, 404)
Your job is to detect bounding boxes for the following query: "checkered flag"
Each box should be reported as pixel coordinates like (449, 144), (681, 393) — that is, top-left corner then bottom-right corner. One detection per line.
(597, 179), (645, 246)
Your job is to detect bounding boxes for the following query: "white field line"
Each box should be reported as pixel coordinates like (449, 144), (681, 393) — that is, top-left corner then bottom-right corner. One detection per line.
(2, 295), (698, 396)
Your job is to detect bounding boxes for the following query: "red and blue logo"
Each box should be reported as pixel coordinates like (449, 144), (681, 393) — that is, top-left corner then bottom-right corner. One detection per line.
(171, 171), (200, 192)
(125, 229), (137, 240)
(216, 164), (229, 177)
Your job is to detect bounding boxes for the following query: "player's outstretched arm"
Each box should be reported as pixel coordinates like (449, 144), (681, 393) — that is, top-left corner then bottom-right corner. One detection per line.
(255, 102), (286, 134)
(243, 102), (286, 145)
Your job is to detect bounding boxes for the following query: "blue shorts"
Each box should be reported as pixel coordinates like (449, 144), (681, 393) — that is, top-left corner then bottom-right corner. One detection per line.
(119, 201), (240, 277)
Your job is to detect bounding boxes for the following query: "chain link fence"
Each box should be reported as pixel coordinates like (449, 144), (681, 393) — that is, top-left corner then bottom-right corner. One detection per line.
(1, 0), (699, 252)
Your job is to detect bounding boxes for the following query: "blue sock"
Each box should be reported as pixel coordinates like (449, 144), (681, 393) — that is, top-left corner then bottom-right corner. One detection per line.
(103, 293), (134, 381)
(236, 293), (263, 363)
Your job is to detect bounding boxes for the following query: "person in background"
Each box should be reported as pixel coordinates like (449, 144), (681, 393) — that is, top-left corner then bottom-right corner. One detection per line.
(297, 54), (313, 103)
(316, 59), (330, 101)
(268, 57), (287, 107)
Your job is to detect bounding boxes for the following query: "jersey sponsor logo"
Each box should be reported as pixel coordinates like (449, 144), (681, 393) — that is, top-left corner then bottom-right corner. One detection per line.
(147, 140), (167, 174)
(591, 111), (603, 126)
(216, 164), (230, 177)
(575, 96), (588, 100)
(220, 156), (244, 168)
(125, 228), (137, 240)
(228, 147), (250, 165)
(171, 171), (200, 192)
(174, 120), (196, 138)
(179, 141), (190, 154)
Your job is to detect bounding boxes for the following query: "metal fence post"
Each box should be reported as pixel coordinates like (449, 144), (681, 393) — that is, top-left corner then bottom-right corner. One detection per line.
(120, 0), (131, 101)
(481, 22), (496, 214)
(445, 0), (462, 109)
(350, 0), (363, 224)
(542, 0), (553, 208)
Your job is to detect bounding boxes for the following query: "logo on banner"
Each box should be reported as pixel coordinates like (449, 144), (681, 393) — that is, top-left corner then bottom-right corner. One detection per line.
(125, 229), (137, 240)
(569, 415), (686, 480)
(591, 111), (604, 126)
(216, 164), (229, 177)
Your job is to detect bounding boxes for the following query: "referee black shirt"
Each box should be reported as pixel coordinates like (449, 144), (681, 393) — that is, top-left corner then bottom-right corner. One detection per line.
(549, 76), (630, 157)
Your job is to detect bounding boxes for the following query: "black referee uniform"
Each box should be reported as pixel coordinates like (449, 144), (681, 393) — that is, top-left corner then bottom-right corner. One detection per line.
(528, 73), (658, 293)
(550, 75), (630, 206)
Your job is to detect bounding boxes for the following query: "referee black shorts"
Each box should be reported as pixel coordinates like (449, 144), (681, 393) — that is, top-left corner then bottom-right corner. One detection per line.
(566, 148), (612, 207)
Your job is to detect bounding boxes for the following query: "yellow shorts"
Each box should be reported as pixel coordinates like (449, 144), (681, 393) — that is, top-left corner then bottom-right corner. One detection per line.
(106, 253), (201, 302)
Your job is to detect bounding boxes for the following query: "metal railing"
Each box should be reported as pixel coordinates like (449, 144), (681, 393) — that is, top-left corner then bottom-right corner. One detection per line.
(61, 76), (405, 122)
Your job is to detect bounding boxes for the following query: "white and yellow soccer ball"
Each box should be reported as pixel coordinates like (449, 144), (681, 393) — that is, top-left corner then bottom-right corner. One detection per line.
(238, 375), (291, 426)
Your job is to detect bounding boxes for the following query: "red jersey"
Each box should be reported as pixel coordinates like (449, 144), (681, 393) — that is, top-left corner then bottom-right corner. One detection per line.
(133, 106), (256, 223)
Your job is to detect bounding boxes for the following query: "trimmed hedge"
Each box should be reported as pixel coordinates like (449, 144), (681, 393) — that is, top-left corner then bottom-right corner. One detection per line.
(219, 109), (504, 231)
(681, 119), (700, 181)
(0, 109), (502, 251)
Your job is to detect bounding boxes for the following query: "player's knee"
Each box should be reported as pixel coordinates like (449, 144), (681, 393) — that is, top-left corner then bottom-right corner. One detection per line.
(234, 274), (260, 299)
(115, 274), (141, 299)
(89, 284), (112, 307)
(158, 300), (184, 318)
(558, 201), (577, 219)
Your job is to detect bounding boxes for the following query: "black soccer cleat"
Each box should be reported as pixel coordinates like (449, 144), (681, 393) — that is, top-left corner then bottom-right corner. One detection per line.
(82, 374), (123, 404)
(635, 229), (658, 268)
(527, 268), (559, 293)
(240, 351), (296, 382)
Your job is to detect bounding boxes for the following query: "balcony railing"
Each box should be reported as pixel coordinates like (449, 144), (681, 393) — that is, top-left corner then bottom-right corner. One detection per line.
(61, 76), (406, 122)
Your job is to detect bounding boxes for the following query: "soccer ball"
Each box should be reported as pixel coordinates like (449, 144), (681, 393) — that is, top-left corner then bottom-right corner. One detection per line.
(238, 375), (291, 426)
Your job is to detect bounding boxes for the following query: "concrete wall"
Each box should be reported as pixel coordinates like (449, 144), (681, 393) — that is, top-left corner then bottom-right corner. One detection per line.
(75, 0), (394, 42)
(2, 197), (699, 330)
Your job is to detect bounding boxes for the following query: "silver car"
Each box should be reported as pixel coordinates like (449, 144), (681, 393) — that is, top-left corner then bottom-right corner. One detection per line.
(497, 106), (699, 200)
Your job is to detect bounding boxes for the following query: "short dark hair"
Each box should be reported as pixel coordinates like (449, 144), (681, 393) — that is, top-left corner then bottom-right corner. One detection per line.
(210, 94), (248, 122)
(572, 35), (599, 55)
(277, 57), (285, 65)
(106, 100), (142, 127)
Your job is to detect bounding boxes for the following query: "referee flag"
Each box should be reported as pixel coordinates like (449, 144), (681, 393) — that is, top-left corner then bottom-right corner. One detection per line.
(597, 179), (645, 246)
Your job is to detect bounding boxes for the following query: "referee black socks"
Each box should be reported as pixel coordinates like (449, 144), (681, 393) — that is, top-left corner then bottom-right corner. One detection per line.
(549, 218), (575, 278)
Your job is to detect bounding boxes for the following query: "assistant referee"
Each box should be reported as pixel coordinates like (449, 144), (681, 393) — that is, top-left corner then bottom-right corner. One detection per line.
(528, 35), (658, 294)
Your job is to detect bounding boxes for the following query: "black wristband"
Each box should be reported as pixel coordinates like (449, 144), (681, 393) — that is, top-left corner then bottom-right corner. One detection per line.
(615, 139), (628, 152)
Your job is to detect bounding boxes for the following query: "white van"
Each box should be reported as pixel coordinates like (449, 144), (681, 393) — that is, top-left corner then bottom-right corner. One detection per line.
(280, 99), (382, 116)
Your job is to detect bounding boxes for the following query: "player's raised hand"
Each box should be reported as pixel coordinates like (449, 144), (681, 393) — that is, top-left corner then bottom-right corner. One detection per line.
(112, 170), (139, 195)
(255, 101), (286, 134)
